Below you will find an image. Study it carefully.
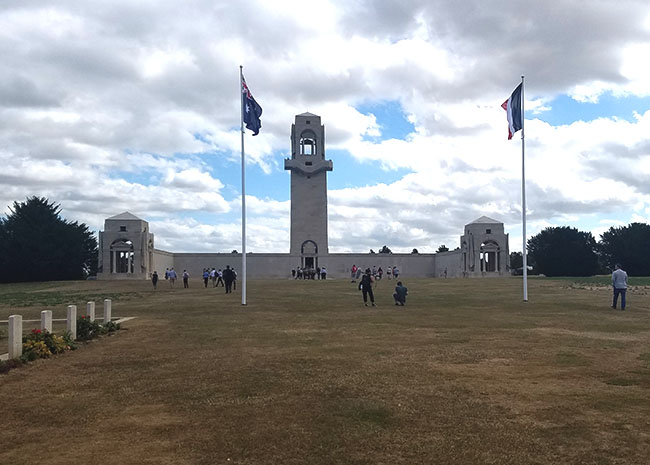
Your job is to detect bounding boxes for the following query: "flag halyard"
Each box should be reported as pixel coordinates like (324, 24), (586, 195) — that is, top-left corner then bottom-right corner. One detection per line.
(502, 83), (523, 140)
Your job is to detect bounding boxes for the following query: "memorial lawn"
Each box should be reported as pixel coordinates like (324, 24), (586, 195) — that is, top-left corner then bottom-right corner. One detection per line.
(1, 277), (650, 464)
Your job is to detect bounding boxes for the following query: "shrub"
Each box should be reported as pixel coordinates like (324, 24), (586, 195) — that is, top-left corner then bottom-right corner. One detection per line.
(104, 320), (121, 333)
(76, 315), (104, 341)
(21, 328), (76, 361)
(76, 316), (121, 340)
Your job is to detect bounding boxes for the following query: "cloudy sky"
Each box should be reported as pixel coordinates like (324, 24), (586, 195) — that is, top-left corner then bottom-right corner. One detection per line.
(2, 0), (650, 254)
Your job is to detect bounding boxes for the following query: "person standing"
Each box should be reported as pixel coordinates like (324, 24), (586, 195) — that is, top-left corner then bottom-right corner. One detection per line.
(232, 268), (237, 290)
(386, 266), (392, 280)
(351, 264), (358, 282)
(223, 265), (235, 294)
(393, 266), (400, 280)
(203, 268), (210, 288)
(321, 266), (327, 280)
(169, 268), (177, 287)
(359, 268), (376, 307)
(210, 268), (217, 287)
(393, 281), (408, 306)
(182, 270), (190, 288)
(612, 263), (628, 310)
(152, 271), (159, 290)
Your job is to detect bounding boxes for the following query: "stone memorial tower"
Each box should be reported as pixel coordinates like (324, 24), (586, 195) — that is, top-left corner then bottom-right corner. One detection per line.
(284, 113), (333, 269)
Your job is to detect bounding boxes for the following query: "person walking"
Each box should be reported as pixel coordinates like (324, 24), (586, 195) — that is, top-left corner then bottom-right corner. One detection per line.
(182, 270), (190, 288)
(223, 265), (235, 294)
(216, 269), (224, 287)
(393, 281), (408, 306)
(168, 268), (177, 287)
(351, 264), (358, 282)
(203, 268), (210, 288)
(151, 271), (159, 289)
(359, 268), (376, 307)
(321, 266), (327, 280)
(386, 266), (392, 280)
(612, 263), (628, 310)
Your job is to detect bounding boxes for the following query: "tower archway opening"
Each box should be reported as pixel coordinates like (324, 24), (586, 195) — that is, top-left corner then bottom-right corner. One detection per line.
(300, 130), (317, 156)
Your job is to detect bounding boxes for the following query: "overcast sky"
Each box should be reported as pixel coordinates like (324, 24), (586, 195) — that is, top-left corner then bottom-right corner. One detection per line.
(2, 0), (650, 253)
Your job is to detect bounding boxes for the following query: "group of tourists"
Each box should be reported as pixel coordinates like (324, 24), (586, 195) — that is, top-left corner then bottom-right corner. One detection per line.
(151, 266), (237, 293)
(350, 264), (400, 283)
(151, 261), (631, 311)
(200, 268), (225, 288)
(356, 267), (408, 307)
(292, 266), (327, 280)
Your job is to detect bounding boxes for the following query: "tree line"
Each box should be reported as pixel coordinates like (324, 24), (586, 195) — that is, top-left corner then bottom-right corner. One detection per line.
(511, 223), (650, 277)
(0, 197), (97, 283)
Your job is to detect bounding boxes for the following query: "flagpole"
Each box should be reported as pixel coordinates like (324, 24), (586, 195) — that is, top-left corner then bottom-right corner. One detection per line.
(520, 75), (528, 302)
(239, 65), (247, 306)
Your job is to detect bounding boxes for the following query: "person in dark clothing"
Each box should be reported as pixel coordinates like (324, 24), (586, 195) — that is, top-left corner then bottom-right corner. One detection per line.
(151, 271), (159, 289)
(223, 265), (235, 294)
(393, 281), (408, 306)
(359, 268), (376, 307)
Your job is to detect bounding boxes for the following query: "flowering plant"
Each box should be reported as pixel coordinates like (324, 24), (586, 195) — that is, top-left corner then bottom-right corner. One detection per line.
(21, 328), (72, 360)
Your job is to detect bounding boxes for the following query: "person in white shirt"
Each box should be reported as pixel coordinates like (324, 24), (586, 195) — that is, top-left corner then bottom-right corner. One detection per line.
(611, 263), (628, 310)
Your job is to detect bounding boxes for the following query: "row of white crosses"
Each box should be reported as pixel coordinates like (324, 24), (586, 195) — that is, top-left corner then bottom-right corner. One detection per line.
(6, 299), (112, 360)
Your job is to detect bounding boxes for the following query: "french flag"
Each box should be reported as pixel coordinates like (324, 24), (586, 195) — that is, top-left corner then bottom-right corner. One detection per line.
(501, 83), (523, 140)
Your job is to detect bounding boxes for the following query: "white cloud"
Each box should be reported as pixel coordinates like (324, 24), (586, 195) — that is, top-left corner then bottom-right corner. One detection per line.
(1, 0), (650, 255)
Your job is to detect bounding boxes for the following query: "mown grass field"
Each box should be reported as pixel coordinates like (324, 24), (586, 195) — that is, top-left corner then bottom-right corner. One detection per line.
(1, 276), (650, 465)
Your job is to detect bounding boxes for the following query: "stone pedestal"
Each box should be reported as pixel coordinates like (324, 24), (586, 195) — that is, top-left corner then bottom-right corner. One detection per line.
(104, 299), (112, 324)
(8, 315), (22, 359)
(87, 301), (96, 322)
(41, 310), (52, 333)
(67, 305), (77, 340)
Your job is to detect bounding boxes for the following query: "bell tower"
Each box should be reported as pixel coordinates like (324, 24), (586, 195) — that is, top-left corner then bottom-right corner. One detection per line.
(284, 113), (333, 267)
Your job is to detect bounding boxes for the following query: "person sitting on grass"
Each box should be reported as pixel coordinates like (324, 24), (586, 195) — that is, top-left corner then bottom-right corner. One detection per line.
(393, 281), (408, 306)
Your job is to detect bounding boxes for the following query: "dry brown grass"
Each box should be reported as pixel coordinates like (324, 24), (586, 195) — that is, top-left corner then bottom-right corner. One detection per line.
(1, 277), (650, 464)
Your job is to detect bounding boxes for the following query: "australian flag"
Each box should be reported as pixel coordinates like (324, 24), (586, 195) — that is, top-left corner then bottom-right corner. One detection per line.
(241, 75), (262, 136)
